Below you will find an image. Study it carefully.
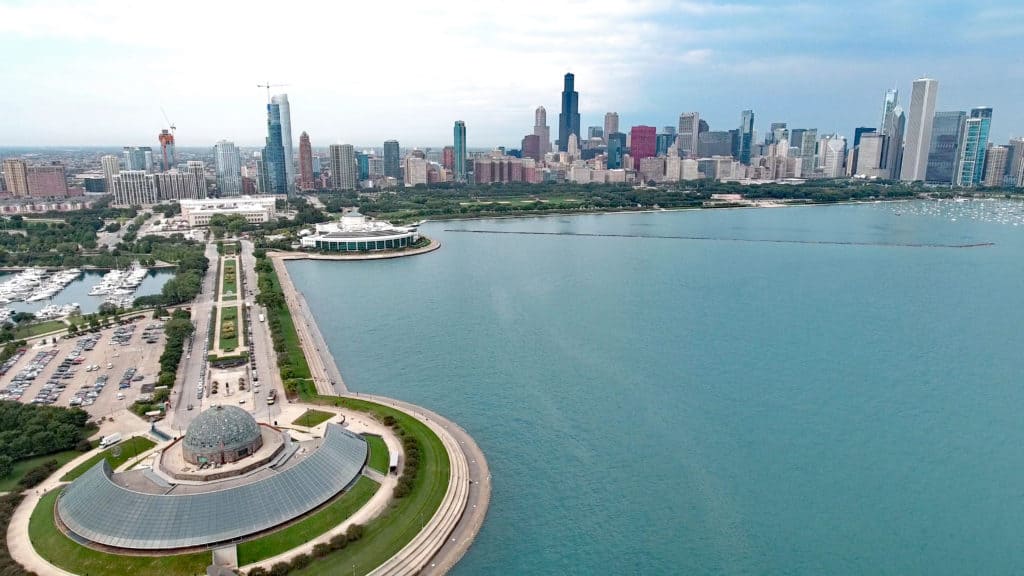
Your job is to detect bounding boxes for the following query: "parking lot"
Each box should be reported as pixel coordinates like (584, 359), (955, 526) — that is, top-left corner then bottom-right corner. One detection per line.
(0, 320), (167, 419)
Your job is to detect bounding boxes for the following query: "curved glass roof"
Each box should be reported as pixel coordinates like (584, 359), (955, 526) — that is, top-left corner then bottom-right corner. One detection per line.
(184, 405), (262, 454)
(57, 424), (367, 550)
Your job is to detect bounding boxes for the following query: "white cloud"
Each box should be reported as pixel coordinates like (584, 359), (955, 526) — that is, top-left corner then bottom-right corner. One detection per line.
(0, 0), (721, 146)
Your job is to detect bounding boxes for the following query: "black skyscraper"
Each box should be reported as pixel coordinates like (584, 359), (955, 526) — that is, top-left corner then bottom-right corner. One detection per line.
(558, 73), (580, 152)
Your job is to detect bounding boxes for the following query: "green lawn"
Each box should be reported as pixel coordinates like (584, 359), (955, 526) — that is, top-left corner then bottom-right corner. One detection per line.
(365, 435), (390, 475)
(59, 437), (156, 482)
(15, 319), (66, 339)
(219, 305), (239, 352)
(30, 491), (209, 576)
(237, 476), (380, 565)
(291, 397), (450, 576)
(222, 258), (238, 297)
(291, 409), (335, 427)
(0, 449), (82, 492)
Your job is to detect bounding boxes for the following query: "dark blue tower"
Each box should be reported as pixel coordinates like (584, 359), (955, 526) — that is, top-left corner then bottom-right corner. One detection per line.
(263, 103), (288, 195)
(558, 73), (580, 152)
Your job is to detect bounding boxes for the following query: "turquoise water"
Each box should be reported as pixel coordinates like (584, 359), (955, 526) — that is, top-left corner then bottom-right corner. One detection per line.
(287, 200), (1024, 575)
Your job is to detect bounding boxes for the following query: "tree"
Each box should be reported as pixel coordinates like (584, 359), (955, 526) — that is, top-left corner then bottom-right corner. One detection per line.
(67, 323), (78, 335)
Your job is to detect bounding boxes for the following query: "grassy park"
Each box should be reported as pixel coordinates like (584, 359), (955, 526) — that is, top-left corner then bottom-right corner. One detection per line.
(14, 319), (67, 339)
(236, 476), (380, 565)
(0, 449), (82, 492)
(219, 305), (240, 352)
(60, 436), (155, 482)
(291, 409), (334, 428)
(365, 435), (390, 475)
(222, 258), (238, 298)
(290, 397), (450, 576)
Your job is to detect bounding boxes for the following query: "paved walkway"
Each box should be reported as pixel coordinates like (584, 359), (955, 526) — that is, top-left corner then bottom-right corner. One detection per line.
(270, 255), (346, 394)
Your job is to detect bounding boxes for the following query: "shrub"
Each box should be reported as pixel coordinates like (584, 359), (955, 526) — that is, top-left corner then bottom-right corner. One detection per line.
(19, 459), (59, 488)
(247, 568), (269, 576)
(75, 439), (93, 452)
(268, 562), (290, 576)
(311, 543), (331, 558)
(381, 415), (396, 427)
(289, 554), (311, 570)
(328, 533), (348, 551)
(345, 523), (365, 542)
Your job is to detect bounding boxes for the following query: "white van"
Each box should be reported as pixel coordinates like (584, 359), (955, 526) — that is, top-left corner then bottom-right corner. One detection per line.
(99, 433), (122, 448)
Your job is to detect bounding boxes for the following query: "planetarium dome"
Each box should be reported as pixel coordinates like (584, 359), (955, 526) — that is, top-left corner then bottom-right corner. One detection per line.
(183, 405), (263, 465)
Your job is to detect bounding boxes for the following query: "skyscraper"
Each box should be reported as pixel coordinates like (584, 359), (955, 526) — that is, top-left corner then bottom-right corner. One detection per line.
(957, 107), (993, 186)
(767, 122), (788, 145)
(1009, 138), (1024, 188)
(383, 140), (400, 180)
(101, 155), (120, 192)
(158, 129), (175, 172)
(818, 134), (847, 178)
(901, 78), (939, 181)
(2, 159), (29, 196)
(442, 146), (455, 170)
(557, 73), (580, 152)
(534, 107), (551, 154)
(122, 147), (153, 172)
(926, 111), (966, 184)
(329, 144), (357, 190)
(271, 94), (294, 192)
(880, 88), (899, 133)
(606, 132), (626, 169)
(678, 113), (700, 158)
(214, 140), (242, 196)
(262, 103), (288, 194)
(738, 110), (755, 165)
(799, 129), (818, 176)
(850, 127), (877, 175)
(521, 135), (541, 161)
(629, 126), (656, 164)
(656, 132), (677, 156)
(982, 145), (1009, 187)
(854, 133), (887, 178)
(298, 132), (314, 190)
(453, 121), (467, 182)
(604, 113), (619, 144)
(882, 107), (906, 179)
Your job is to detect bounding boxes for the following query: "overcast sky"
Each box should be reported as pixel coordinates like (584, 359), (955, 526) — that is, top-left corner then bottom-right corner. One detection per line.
(1, 0), (1021, 148)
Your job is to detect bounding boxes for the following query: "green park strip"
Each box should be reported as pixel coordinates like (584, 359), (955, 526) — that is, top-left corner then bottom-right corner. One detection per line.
(289, 396), (450, 576)
(60, 436), (155, 482)
(0, 449), (83, 492)
(255, 257), (312, 381)
(222, 258), (238, 297)
(365, 435), (390, 475)
(29, 491), (209, 576)
(291, 409), (335, 427)
(15, 319), (66, 339)
(236, 475), (380, 565)
(219, 305), (240, 352)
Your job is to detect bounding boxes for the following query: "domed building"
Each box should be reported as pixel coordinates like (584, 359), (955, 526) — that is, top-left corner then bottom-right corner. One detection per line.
(183, 405), (263, 465)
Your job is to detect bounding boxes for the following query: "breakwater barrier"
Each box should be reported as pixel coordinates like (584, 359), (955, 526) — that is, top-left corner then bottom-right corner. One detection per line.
(443, 229), (994, 249)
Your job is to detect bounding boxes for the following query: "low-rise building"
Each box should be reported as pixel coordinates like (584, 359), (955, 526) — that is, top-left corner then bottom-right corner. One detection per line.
(299, 211), (418, 252)
(179, 195), (276, 227)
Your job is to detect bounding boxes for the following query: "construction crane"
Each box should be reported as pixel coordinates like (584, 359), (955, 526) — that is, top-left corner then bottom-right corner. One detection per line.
(158, 108), (177, 171)
(257, 82), (289, 103)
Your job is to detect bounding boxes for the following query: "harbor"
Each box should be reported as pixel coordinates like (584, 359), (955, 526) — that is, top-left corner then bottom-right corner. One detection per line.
(0, 267), (175, 317)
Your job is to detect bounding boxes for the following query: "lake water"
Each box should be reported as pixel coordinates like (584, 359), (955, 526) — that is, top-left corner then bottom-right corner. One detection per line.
(0, 269), (175, 315)
(287, 200), (1024, 575)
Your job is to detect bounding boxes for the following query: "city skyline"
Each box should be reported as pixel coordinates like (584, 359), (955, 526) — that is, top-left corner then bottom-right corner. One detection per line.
(1, 0), (1022, 147)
